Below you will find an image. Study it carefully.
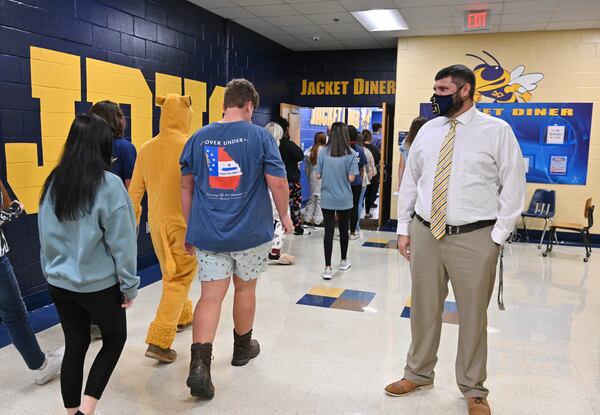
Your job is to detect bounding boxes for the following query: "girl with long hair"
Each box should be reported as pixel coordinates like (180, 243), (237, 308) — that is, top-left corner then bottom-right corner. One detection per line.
(398, 116), (427, 189)
(317, 122), (359, 279)
(303, 131), (327, 226)
(38, 113), (140, 415)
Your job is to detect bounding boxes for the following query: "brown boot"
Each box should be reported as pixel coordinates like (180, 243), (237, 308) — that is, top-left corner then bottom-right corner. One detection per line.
(384, 378), (433, 397)
(468, 397), (491, 415)
(145, 344), (177, 363)
(187, 343), (214, 399)
(231, 329), (260, 366)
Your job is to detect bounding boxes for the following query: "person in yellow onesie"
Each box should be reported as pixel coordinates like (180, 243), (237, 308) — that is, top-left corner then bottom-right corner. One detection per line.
(129, 94), (197, 363)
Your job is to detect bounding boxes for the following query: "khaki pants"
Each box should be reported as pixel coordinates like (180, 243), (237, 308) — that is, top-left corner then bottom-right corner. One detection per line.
(404, 218), (499, 398)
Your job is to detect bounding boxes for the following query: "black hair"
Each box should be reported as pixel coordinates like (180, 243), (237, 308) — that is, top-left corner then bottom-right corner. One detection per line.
(435, 64), (476, 99)
(274, 116), (289, 131)
(372, 122), (382, 132)
(327, 122), (352, 157)
(347, 125), (359, 143)
(40, 113), (113, 221)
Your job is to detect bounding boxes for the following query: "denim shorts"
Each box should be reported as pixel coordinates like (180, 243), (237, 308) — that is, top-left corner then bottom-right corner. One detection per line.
(195, 241), (272, 282)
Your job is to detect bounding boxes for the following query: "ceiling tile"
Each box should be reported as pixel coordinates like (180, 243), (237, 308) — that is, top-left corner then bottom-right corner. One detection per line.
(282, 24), (329, 35)
(252, 26), (290, 37)
(500, 0), (557, 14)
(409, 17), (455, 29)
(340, 0), (396, 11)
(245, 4), (299, 16)
(209, 7), (257, 19)
(400, 5), (452, 20)
(232, 0), (286, 5)
(552, 10), (600, 21)
(500, 22), (548, 32)
(449, 2), (505, 16)
(233, 17), (273, 28)
(291, 1), (347, 14)
(322, 22), (367, 33)
(306, 11), (356, 25)
(555, 0), (600, 11)
(264, 14), (314, 26)
(189, 0), (238, 8)
(500, 12), (553, 25)
(341, 38), (382, 49)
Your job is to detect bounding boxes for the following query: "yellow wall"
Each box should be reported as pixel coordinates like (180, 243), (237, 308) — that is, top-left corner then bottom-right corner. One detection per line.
(392, 29), (600, 229)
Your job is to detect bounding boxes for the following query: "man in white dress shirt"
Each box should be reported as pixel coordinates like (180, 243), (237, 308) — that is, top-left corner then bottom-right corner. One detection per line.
(385, 65), (526, 415)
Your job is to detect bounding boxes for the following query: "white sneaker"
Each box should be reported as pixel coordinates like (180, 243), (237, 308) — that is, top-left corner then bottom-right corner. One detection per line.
(350, 233), (360, 240)
(339, 260), (352, 271)
(34, 346), (64, 385)
(322, 267), (333, 280)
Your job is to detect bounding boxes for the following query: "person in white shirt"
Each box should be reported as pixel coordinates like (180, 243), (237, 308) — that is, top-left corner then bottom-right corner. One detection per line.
(385, 65), (526, 415)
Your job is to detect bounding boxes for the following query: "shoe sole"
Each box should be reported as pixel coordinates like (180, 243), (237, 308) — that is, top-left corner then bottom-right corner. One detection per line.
(339, 266), (351, 271)
(145, 350), (176, 364)
(231, 350), (260, 367)
(384, 384), (433, 397)
(322, 275), (332, 280)
(187, 376), (214, 399)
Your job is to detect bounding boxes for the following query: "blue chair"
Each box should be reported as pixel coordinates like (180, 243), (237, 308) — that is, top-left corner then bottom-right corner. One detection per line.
(520, 189), (556, 248)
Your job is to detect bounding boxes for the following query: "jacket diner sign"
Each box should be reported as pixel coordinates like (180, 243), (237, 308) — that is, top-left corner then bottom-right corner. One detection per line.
(300, 78), (396, 96)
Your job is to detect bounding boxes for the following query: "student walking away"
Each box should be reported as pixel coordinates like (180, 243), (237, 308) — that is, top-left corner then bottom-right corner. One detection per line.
(357, 133), (376, 228)
(89, 100), (137, 342)
(180, 79), (292, 399)
(128, 94), (197, 363)
(303, 132), (327, 227)
(386, 64), (526, 415)
(275, 116), (307, 235)
(0, 180), (64, 385)
(372, 122), (383, 149)
(90, 101), (137, 189)
(38, 114), (140, 415)
(362, 130), (381, 218)
(265, 122), (296, 265)
(397, 117), (427, 190)
(347, 126), (367, 239)
(317, 122), (359, 280)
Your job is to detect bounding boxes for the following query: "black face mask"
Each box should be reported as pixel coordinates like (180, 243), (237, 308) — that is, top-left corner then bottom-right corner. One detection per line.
(431, 85), (467, 116)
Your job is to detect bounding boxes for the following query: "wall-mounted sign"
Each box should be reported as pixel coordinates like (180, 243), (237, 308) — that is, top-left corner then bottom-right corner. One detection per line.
(300, 78), (396, 96)
(463, 10), (490, 32)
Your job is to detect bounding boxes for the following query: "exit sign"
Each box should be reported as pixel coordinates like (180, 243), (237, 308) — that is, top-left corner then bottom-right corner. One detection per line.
(463, 10), (490, 32)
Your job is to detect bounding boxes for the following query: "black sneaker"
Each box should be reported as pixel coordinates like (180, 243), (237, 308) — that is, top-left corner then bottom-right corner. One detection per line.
(294, 226), (305, 235)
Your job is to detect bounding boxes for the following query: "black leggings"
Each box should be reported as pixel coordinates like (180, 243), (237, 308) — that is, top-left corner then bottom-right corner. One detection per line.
(48, 284), (127, 408)
(350, 185), (362, 233)
(365, 175), (379, 214)
(323, 208), (351, 267)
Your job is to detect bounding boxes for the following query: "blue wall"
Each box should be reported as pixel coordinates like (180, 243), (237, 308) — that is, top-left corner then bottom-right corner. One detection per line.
(0, 0), (292, 307)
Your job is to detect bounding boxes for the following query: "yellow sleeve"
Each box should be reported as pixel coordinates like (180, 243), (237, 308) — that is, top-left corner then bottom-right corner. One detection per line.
(127, 158), (146, 225)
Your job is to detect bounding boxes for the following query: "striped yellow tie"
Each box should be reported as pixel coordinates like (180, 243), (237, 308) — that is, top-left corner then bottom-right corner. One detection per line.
(430, 119), (457, 239)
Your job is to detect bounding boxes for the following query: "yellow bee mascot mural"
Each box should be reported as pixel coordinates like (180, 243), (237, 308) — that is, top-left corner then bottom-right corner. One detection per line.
(128, 94), (197, 363)
(467, 51), (544, 103)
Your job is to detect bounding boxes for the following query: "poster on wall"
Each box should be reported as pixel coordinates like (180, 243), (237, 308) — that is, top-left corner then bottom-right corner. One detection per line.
(419, 102), (593, 185)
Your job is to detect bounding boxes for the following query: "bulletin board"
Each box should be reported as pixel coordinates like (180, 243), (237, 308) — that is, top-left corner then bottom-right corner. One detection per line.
(419, 102), (593, 185)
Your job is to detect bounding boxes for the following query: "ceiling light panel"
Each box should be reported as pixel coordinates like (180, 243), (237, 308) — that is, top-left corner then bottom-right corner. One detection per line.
(351, 9), (409, 32)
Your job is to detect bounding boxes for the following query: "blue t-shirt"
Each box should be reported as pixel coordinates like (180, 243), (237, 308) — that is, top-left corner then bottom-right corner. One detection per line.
(180, 121), (287, 252)
(350, 144), (367, 187)
(111, 138), (137, 184)
(317, 146), (359, 211)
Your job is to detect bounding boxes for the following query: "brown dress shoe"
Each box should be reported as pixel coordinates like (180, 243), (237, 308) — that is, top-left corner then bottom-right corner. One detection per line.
(468, 397), (491, 415)
(384, 378), (433, 397)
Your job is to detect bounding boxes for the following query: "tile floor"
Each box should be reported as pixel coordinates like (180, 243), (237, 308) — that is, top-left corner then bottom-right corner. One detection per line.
(0, 230), (598, 414)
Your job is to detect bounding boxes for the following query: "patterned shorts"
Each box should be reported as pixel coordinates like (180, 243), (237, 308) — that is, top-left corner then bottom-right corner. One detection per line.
(195, 241), (272, 282)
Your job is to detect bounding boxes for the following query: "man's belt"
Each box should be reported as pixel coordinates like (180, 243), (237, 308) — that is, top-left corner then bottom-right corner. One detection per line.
(415, 214), (496, 235)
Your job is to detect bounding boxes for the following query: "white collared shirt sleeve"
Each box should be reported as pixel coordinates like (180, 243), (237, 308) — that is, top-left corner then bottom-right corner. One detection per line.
(396, 137), (421, 235)
(491, 124), (526, 245)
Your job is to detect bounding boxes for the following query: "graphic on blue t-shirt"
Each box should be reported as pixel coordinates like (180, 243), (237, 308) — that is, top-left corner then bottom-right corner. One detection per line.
(205, 146), (243, 190)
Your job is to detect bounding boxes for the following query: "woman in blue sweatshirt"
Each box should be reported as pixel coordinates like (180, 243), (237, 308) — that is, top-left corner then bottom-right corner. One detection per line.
(38, 113), (140, 415)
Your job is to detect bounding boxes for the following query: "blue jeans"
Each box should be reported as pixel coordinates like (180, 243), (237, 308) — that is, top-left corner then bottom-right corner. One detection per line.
(0, 254), (45, 369)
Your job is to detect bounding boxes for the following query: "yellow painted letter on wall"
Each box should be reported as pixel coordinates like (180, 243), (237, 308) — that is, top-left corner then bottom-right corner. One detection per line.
(5, 47), (81, 213)
(208, 85), (225, 124)
(185, 79), (207, 132)
(155, 72), (182, 98)
(86, 58), (152, 149)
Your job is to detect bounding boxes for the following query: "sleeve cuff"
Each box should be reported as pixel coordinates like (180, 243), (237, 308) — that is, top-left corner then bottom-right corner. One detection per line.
(180, 167), (193, 176)
(397, 222), (410, 235)
(491, 227), (510, 245)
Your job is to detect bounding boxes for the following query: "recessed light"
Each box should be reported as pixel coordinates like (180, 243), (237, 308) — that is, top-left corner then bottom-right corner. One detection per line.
(351, 9), (409, 32)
